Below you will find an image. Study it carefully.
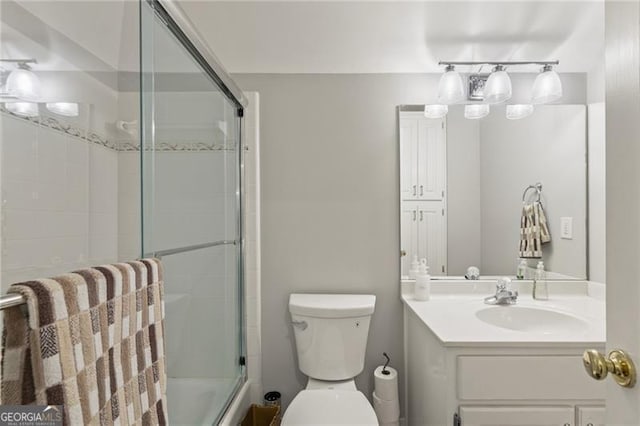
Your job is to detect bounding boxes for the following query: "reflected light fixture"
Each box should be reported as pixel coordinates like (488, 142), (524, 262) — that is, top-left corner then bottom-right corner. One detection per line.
(437, 65), (464, 104)
(5, 63), (41, 101)
(46, 102), (79, 117)
(506, 104), (534, 120)
(5, 102), (39, 117)
(424, 104), (448, 119)
(464, 104), (490, 120)
(483, 65), (512, 104)
(531, 65), (563, 104)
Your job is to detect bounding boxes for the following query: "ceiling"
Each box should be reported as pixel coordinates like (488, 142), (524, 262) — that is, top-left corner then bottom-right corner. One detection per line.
(179, 0), (605, 74)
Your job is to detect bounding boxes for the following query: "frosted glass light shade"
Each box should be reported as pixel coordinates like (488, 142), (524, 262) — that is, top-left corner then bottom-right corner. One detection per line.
(6, 68), (41, 101)
(5, 102), (39, 117)
(464, 104), (490, 119)
(437, 67), (465, 104)
(506, 104), (534, 120)
(46, 102), (79, 117)
(484, 66), (512, 104)
(424, 104), (448, 119)
(531, 68), (562, 104)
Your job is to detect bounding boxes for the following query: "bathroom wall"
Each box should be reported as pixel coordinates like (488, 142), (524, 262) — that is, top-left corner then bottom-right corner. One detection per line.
(232, 72), (587, 410)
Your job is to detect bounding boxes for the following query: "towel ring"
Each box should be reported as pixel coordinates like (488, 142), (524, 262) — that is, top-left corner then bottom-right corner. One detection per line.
(522, 183), (543, 203)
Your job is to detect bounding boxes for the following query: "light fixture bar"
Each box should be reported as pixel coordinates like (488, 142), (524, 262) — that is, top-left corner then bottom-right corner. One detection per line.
(438, 60), (559, 66)
(0, 58), (37, 64)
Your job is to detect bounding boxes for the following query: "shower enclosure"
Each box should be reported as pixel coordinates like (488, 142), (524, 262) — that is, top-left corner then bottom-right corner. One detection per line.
(139, 2), (247, 424)
(0, 0), (247, 423)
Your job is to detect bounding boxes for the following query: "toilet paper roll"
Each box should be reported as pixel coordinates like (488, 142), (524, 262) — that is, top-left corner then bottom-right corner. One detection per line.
(373, 391), (400, 423)
(374, 365), (398, 401)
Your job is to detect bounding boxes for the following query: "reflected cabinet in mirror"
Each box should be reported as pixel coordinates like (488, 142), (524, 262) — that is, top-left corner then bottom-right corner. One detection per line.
(399, 104), (592, 280)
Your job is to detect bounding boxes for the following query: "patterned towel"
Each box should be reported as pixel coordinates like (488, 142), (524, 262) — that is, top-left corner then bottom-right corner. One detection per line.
(519, 202), (551, 258)
(1, 259), (167, 425)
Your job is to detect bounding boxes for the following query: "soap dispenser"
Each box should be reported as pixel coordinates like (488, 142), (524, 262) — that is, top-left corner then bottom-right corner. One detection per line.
(414, 259), (431, 301)
(533, 261), (549, 300)
(408, 255), (419, 280)
(516, 259), (527, 280)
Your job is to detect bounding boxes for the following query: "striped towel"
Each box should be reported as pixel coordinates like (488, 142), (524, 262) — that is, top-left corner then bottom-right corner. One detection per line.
(1, 259), (167, 425)
(519, 202), (551, 258)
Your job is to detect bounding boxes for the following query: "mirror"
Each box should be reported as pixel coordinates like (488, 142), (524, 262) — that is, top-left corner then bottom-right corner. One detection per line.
(399, 104), (593, 280)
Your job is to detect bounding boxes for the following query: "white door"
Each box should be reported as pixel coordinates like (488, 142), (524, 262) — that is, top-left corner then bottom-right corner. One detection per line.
(417, 118), (445, 200)
(400, 117), (419, 200)
(602, 2), (640, 424)
(416, 201), (446, 276)
(400, 202), (419, 276)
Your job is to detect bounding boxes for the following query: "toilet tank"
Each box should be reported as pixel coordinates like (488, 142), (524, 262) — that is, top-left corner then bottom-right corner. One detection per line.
(289, 293), (376, 381)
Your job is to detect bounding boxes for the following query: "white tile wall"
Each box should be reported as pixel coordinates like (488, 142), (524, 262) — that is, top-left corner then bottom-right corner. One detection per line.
(1, 115), (119, 290)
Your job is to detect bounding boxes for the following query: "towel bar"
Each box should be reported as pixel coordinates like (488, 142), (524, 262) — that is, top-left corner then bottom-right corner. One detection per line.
(0, 294), (26, 310)
(522, 182), (543, 203)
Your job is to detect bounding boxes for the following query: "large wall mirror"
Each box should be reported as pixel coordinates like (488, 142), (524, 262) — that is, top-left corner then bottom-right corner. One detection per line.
(399, 104), (596, 280)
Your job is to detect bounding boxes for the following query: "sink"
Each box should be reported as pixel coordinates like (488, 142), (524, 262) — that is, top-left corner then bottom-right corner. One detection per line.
(475, 306), (589, 334)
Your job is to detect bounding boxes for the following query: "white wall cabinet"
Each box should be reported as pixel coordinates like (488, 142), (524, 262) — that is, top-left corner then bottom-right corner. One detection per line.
(401, 201), (447, 276)
(400, 112), (447, 276)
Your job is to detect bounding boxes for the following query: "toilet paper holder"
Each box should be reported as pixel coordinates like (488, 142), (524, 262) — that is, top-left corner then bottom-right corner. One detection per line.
(382, 352), (391, 375)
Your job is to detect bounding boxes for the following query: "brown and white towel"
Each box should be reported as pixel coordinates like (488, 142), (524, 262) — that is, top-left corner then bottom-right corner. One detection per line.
(1, 258), (167, 425)
(519, 202), (551, 258)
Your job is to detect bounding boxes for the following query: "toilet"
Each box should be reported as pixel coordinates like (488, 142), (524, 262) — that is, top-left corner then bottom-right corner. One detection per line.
(282, 293), (379, 426)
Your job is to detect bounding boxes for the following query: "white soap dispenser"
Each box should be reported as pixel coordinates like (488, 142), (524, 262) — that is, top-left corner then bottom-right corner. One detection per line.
(408, 255), (420, 280)
(533, 260), (549, 300)
(516, 259), (527, 280)
(414, 259), (431, 301)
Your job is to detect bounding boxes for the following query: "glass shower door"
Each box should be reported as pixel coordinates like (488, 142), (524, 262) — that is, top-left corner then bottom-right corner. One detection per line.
(140, 2), (245, 424)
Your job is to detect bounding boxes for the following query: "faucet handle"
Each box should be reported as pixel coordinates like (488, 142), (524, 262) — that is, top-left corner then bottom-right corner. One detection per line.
(496, 277), (512, 292)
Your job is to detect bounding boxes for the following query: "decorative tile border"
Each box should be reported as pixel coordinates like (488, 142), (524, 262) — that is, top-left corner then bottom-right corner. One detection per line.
(1, 107), (236, 152)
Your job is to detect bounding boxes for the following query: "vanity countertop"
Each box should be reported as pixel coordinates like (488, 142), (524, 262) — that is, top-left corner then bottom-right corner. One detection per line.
(401, 280), (605, 348)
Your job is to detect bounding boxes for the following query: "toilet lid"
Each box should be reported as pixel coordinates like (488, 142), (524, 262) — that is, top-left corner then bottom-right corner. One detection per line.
(282, 390), (379, 426)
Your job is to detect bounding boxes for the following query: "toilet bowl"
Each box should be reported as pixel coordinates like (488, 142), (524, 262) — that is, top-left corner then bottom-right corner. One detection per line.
(282, 294), (378, 426)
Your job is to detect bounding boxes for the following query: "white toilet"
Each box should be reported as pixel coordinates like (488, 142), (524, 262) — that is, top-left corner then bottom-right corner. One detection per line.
(282, 293), (379, 426)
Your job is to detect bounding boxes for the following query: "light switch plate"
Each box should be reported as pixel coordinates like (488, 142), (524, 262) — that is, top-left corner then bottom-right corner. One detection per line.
(560, 217), (573, 239)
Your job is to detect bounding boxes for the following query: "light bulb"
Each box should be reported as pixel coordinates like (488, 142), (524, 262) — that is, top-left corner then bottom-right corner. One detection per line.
(424, 104), (448, 119)
(437, 65), (465, 104)
(46, 102), (79, 117)
(464, 104), (490, 119)
(506, 104), (534, 120)
(5, 102), (39, 117)
(484, 65), (512, 104)
(531, 65), (562, 104)
(6, 66), (41, 101)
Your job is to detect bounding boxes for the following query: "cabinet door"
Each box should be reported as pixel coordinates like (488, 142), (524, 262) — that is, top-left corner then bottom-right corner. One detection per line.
(416, 201), (446, 275)
(417, 117), (445, 200)
(459, 405), (574, 426)
(576, 406), (605, 426)
(400, 202), (419, 276)
(400, 118), (419, 200)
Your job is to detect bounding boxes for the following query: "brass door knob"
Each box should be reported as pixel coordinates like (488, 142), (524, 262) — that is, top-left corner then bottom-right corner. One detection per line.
(400, 250), (407, 257)
(583, 349), (636, 388)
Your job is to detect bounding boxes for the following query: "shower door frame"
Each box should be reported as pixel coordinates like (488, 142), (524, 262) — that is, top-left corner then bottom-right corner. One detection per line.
(139, 0), (248, 423)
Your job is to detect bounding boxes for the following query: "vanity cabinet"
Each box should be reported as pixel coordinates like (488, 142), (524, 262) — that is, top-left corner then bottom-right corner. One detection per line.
(404, 306), (606, 426)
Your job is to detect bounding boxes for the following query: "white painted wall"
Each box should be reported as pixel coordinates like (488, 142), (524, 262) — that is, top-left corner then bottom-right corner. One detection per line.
(479, 105), (587, 278)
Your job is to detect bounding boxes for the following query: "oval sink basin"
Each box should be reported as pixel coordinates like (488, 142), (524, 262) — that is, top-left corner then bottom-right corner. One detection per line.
(475, 306), (588, 334)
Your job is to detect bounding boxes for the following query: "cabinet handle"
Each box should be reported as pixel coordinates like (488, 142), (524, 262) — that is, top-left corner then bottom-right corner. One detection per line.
(587, 423), (594, 426)
(420, 185), (424, 196)
(413, 210), (417, 221)
(412, 185), (417, 196)
(420, 211), (423, 221)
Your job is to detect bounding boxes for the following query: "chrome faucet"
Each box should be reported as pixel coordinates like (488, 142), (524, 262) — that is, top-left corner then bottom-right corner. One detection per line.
(484, 277), (518, 305)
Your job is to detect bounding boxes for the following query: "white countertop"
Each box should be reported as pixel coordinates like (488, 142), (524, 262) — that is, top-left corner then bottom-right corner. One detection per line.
(401, 280), (606, 348)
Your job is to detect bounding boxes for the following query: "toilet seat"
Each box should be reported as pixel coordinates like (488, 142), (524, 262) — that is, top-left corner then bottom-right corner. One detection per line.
(282, 390), (378, 426)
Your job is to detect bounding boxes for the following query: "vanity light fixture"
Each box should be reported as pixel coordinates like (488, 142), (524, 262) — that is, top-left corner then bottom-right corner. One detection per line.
(437, 65), (465, 104)
(46, 102), (79, 117)
(531, 64), (563, 104)
(2, 59), (41, 102)
(483, 65), (512, 104)
(464, 104), (490, 119)
(5, 102), (39, 118)
(506, 104), (534, 120)
(424, 104), (448, 119)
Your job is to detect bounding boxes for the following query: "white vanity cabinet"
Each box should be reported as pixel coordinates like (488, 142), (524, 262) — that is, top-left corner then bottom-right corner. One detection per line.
(403, 303), (606, 426)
